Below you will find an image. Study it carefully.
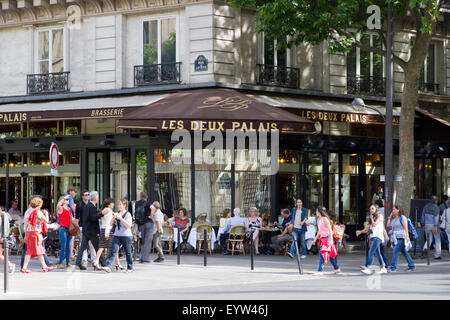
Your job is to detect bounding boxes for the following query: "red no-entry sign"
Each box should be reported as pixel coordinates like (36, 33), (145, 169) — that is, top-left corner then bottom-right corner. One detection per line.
(49, 143), (59, 170)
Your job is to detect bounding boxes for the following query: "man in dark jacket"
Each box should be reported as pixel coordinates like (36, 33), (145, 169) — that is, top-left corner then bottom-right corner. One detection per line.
(75, 191), (107, 270)
(75, 189), (97, 267)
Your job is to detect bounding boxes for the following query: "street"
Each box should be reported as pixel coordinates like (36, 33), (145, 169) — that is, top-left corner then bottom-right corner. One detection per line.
(1, 248), (449, 300)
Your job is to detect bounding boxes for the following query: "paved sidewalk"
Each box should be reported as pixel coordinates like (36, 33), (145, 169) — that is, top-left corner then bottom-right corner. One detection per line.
(1, 249), (449, 299)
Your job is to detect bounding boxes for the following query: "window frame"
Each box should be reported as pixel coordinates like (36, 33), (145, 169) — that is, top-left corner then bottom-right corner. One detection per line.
(421, 43), (437, 84)
(347, 32), (385, 78)
(260, 33), (291, 67)
(140, 14), (180, 66)
(34, 25), (67, 75)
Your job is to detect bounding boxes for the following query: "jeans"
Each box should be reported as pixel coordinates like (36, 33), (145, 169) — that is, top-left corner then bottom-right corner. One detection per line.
(446, 232), (450, 252)
(152, 231), (164, 259)
(106, 236), (133, 270)
(139, 223), (155, 262)
(290, 228), (306, 256)
(380, 244), (389, 267)
(21, 241), (52, 268)
(59, 227), (72, 265)
(424, 224), (441, 258)
(390, 238), (415, 270)
(318, 250), (339, 272)
(365, 237), (385, 268)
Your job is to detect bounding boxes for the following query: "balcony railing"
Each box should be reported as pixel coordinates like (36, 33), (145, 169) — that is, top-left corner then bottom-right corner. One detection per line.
(27, 72), (70, 95)
(419, 82), (440, 95)
(347, 75), (386, 97)
(134, 62), (181, 87)
(256, 64), (300, 89)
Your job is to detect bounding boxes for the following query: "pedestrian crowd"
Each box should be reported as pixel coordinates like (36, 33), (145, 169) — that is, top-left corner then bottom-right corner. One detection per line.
(0, 187), (449, 276)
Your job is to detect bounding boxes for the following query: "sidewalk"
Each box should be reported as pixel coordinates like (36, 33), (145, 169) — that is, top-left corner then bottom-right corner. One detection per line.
(1, 249), (449, 299)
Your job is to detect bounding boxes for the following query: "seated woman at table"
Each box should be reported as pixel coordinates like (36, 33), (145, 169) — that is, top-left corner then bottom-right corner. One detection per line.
(246, 207), (263, 255)
(192, 213), (208, 228)
(219, 209), (232, 228)
(168, 207), (190, 245)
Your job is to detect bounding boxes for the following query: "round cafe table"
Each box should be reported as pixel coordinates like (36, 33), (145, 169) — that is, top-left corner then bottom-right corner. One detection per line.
(260, 227), (281, 245)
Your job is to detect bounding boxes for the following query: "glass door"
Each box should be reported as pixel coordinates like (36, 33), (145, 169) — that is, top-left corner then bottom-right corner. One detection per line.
(88, 149), (130, 206)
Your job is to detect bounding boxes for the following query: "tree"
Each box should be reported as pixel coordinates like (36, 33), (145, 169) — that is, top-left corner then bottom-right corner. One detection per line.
(228, 0), (444, 214)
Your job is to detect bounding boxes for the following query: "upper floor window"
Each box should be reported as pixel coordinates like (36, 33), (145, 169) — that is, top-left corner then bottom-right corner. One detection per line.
(142, 17), (178, 65)
(263, 35), (288, 67)
(346, 34), (385, 96)
(35, 27), (65, 74)
(419, 43), (438, 93)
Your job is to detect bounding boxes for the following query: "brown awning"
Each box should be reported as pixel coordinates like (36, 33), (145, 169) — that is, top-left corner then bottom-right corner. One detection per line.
(118, 88), (318, 134)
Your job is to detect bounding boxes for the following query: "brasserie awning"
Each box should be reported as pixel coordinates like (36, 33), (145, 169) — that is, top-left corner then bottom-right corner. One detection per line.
(117, 88), (318, 134)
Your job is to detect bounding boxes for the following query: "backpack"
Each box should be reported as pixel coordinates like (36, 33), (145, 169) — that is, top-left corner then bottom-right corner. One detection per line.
(134, 200), (148, 226)
(400, 215), (418, 240)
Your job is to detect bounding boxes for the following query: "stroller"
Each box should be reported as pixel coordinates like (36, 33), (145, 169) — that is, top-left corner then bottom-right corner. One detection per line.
(44, 229), (60, 257)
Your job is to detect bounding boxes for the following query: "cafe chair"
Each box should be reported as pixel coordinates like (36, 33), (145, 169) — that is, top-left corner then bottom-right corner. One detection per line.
(284, 239), (293, 256)
(196, 224), (213, 255)
(227, 225), (246, 256)
(161, 225), (174, 255)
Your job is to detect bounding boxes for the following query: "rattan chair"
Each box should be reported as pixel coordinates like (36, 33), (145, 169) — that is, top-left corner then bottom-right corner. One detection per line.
(227, 225), (246, 255)
(161, 225), (174, 255)
(196, 224), (213, 255)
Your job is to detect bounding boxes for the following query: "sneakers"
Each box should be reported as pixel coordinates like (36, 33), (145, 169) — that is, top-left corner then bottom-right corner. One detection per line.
(361, 267), (373, 275)
(405, 267), (416, 272)
(376, 267), (388, 274)
(388, 268), (397, 273)
(333, 269), (341, 274)
(126, 269), (134, 273)
(101, 266), (112, 273)
(286, 252), (294, 259)
(8, 263), (15, 274)
(153, 257), (164, 263)
(434, 256), (442, 260)
(300, 255), (307, 259)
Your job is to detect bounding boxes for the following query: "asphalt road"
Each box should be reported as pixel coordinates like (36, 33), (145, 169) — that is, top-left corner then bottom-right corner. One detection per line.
(1, 249), (449, 300)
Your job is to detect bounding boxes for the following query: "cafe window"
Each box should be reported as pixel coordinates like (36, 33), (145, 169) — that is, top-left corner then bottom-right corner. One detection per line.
(29, 121), (58, 137)
(61, 151), (80, 165)
(35, 27), (65, 74)
(154, 148), (191, 218)
(136, 150), (148, 196)
(143, 16), (178, 65)
(64, 120), (81, 136)
(0, 124), (21, 139)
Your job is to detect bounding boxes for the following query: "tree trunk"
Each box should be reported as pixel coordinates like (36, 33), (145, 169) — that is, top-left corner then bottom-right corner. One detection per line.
(397, 68), (419, 216)
(397, 33), (432, 216)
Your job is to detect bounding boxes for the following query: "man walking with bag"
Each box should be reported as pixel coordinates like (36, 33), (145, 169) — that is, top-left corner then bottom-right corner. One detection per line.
(135, 192), (155, 263)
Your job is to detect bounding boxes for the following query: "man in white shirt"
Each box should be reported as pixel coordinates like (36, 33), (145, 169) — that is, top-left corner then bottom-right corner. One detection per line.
(220, 208), (247, 255)
(151, 201), (165, 263)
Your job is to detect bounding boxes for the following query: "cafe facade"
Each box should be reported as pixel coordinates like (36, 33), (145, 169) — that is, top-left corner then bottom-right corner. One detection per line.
(0, 0), (449, 238)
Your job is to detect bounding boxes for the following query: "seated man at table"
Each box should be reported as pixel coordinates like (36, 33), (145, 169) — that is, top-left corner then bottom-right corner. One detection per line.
(271, 209), (293, 254)
(220, 208), (247, 255)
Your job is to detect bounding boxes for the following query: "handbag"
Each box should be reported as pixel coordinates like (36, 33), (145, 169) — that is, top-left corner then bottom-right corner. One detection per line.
(69, 218), (80, 236)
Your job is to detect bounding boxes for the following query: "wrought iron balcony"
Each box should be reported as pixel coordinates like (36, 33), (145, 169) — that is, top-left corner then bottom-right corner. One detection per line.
(27, 72), (70, 95)
(347, 75), (386, 97)
(134, 62), (181, 87)
(419, 82), (440, 95)
(256, 64), (300, 89)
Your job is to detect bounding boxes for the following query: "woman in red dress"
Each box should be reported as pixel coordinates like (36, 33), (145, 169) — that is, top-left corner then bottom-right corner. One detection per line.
(21, 198), (56, 273)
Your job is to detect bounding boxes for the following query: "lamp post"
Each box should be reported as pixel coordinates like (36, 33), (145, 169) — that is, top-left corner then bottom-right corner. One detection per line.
(354, 2), (393, 218)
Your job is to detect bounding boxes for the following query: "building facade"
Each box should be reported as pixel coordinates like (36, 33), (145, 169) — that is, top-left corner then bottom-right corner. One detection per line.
(0, 0), (449, 237)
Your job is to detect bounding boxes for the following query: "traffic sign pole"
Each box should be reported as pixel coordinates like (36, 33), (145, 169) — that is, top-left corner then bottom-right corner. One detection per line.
(49, 143), (59, 221)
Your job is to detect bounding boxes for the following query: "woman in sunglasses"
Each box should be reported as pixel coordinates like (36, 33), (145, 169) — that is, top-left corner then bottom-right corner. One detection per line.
(57, 195), (73, 268)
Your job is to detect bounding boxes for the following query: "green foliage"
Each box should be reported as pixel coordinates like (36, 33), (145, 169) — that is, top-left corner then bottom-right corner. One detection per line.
(162, 31), (177, 63)
(227, 0), (441, 55)
(144, 39), (158, 65)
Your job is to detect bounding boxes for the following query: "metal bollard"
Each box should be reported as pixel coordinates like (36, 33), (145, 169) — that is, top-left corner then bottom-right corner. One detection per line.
(3, 238), (8, 293)
(203, 229), (207, 267)
(177, 228), (181, 265)
(294, 238), (303, 275)
(250, 232), (254, 271)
